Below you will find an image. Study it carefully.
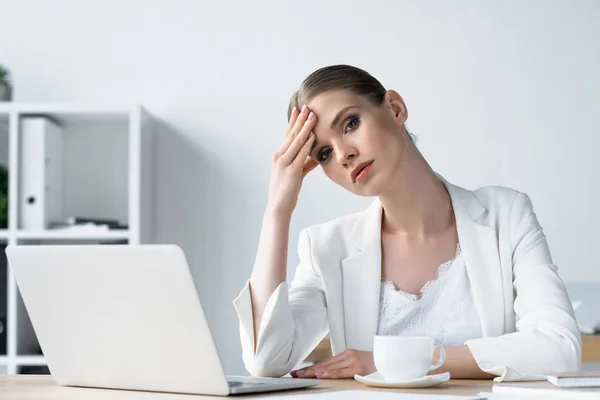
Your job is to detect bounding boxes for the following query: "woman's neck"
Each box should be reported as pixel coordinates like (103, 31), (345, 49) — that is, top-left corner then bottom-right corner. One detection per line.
(379, 147), (454, 238)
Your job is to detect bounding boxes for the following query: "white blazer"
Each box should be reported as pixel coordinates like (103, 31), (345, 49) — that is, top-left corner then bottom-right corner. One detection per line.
(234, 176), (581, 381)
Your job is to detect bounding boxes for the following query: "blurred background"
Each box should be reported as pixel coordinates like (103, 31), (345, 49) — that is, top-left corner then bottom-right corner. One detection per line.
(1, 0), (599, 375)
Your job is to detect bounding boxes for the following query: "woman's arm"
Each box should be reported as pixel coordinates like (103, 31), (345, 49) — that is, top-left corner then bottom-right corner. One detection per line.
(292, 345), (495, 379)
(431, 346), (494, 379)
(464, 192), (581, 380)
(248, 209), (292, 350)
(247, 106), (318, 347)
(235, 227), (328, 377)
(234, 106), (327, 377)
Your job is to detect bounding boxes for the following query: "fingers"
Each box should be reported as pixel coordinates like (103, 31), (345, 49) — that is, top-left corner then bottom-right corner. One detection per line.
(318, 367), (357, 379)
(275, 105), (316, 165)
(291, 349), (376, 380)
(317, 358), (353, 374)
(292, 367), (319, 379)
(286, 105), (310, 138)
(290, 358), (330, 378)
(280, 111), (317, 165)
(292, 132), (316, 170)
(292, 359), (352, 379)
(311, 352), (350, 370)
(308, 355), (338, 371)
(302, 157), (319, 178)
(275, 130), (298, 158)
(291, 351), (351, 378)
(287, 107), (299, 133)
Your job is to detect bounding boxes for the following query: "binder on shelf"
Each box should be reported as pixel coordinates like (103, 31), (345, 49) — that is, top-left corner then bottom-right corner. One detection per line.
(18, 118), (64, 230)
(1, 244), (6, 355)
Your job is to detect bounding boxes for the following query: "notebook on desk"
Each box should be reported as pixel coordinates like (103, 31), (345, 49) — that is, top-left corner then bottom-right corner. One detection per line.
(263, 391), (484, 399)
(548, 371), (600, 387)
(491, 381), (600, 399)
(5, 245), (321, 396)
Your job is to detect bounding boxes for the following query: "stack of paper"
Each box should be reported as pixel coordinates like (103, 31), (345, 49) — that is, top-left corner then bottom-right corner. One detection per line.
(486, 381), (600, 399)
(548, 371), (600, 387)
(264, 391), (483, 399)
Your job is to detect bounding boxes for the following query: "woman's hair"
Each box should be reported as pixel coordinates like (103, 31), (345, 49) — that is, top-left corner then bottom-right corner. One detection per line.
(287, 64), (416, 142)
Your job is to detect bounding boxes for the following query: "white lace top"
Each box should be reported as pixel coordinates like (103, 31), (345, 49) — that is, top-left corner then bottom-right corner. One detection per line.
(376, 244), (483, 347)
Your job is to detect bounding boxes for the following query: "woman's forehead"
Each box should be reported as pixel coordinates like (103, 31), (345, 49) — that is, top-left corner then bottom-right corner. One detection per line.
(307, 91), (371, 123)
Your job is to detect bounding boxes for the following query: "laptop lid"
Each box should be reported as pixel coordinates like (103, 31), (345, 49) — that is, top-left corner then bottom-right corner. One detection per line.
(6, 244), (231, 396)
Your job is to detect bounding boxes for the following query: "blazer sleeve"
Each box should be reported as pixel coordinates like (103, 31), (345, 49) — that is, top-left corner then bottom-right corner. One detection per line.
(465, 192), (582, 381)
(232, 228), (329, 377)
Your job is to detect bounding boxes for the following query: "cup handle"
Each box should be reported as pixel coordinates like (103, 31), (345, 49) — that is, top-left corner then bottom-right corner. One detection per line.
(429, 346), (446, 371)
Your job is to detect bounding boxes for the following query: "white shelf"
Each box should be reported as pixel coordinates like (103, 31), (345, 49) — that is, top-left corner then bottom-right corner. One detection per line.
(15, 230), (130, 240)
(0, 356), (47, 366)
(0, 102), (139, 123)
(14, 356), (46, 366)
(0, 102), (154, 374)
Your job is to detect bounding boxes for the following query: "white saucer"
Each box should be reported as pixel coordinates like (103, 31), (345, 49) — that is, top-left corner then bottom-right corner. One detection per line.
(354, 371), (451, 388)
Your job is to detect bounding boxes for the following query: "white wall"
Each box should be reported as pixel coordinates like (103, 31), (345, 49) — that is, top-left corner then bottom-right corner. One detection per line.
(2, 0), (599, 374)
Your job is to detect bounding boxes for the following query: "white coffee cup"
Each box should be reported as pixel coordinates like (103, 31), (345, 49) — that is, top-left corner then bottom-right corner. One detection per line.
(373, 336), (446, 381)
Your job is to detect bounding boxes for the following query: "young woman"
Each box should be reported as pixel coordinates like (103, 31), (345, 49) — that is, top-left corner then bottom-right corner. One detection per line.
(234, 65), (581, 381)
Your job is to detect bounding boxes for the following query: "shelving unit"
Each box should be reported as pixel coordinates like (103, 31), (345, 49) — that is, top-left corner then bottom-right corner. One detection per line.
(14, 230), (131, 240)
(0, 102), (155, 375)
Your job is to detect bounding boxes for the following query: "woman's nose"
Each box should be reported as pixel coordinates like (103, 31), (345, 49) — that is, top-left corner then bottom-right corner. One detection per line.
(335, 145), (358, 166)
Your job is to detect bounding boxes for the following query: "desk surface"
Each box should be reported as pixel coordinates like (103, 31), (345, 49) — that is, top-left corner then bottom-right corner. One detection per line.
(0, 375), (560, 399)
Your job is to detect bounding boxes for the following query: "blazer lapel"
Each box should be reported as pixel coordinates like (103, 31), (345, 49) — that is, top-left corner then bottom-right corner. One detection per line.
(338, 177), (505, 351)
(442, 178), (505, 337)
(341, 199), (382, 351)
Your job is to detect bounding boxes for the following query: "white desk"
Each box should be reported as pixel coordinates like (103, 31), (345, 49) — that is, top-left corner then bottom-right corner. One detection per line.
(0, 374), (564, 399)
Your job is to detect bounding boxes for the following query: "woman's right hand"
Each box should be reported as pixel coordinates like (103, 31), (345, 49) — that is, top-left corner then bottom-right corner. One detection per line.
(267, 105), (319, 217)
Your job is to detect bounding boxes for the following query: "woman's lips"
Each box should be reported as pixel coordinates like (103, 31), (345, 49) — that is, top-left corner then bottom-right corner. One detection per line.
(354, 162), (373, 183)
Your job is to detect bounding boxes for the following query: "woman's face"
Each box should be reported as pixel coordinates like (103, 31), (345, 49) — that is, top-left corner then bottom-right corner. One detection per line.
(306, 89), (409, 197)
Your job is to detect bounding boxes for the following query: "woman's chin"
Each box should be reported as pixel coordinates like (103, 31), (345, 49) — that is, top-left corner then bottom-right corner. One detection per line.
(348, 181), (384, 197)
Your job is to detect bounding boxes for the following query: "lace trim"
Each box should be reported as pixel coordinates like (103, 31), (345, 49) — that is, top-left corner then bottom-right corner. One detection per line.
(381, 243), (462, 301)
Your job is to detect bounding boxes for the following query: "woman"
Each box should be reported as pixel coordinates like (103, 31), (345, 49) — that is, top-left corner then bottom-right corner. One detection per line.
(233, 65), (581, 381)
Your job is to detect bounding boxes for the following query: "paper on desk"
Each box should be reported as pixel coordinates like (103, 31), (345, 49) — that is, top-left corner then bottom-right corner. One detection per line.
(263, 390), (484, 399)
(478, 393), (543, 399)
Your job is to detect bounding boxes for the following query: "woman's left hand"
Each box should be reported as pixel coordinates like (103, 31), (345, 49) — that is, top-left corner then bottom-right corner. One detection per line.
(290, 349), (376, 379)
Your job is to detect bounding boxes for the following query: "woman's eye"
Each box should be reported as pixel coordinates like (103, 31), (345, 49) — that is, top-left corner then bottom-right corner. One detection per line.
(344, 116), (360, 133)
(319, 148), (332, 163)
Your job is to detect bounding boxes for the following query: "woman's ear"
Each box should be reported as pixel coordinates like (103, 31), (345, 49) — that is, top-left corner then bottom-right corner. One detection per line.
(385, 90), (408, 124)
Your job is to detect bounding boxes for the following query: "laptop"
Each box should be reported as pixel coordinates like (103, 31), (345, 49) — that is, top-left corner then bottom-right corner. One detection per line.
(5, 244), (321, 396)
